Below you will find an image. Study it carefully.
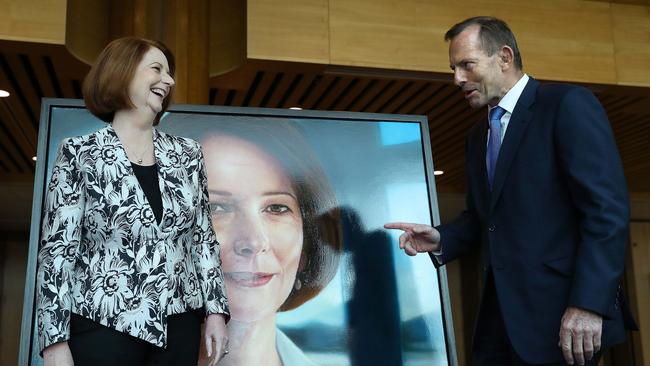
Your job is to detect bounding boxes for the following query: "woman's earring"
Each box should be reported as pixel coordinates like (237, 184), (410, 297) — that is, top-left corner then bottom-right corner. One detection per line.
(294, 278), (302, 290)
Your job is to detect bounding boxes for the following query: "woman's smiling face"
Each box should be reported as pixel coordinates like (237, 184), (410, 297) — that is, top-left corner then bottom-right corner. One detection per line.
(127, 46), (174, 115)
(202, 135), (303, 322)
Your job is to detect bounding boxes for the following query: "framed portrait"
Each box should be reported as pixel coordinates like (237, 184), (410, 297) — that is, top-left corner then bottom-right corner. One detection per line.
(20, 99), (457, 366)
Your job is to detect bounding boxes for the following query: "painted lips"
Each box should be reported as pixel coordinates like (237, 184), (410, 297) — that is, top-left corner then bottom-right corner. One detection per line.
(225, 272), (274, 287)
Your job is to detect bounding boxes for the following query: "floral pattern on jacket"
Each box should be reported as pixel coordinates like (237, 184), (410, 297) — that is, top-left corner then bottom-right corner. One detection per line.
(37, 125), (229, 352)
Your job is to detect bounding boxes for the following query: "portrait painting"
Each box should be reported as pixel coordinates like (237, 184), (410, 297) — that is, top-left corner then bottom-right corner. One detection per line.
(20, 100), (456, 366)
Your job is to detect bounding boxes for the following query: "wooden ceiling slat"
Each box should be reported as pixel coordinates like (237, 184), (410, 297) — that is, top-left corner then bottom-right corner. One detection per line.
(612, 122), (649, 146)
(359, 80), (396, 112)
(374, 81), (424, 114)
(258, 73), (285, 108)
(50, 57), (78, 98)
(609, 113), (642, 131)
(0, 105), (33, 173)
(403, 84), (446, 115)
(264, 72), (294, 108)
(241, 72), (264, 107)
(388, 81), (429, 114)
(42, 56), (64, 98)
(337, 78), (373, 111)
(364, 80), (410, 113)
(231, 88), (247, 106)
(411, 85), (458, 116)
(595, 93), (616, 105)
(3, 54), (42, 128)
(370, 81), (414, 113)
(275, 74), (304, 109)
(211, 88), (229, 105)
(429, 108), (480, 143)
(0, 40), (648, 190)
(347, 79), (391, 112)
(625, 161), (650, 173)
(247, 71), (278, 107)
(282, 74), (318, 109)
(612, 114), (648, 133)
(428, 97), (475, 127)
(436, 169), (465, 187)
(302, 75), (339, 109)
(30, 55), (58, 99)
(605, 96), (646, 116)
(223, 89), (238, 106)
(431, 156), (464, 180)
(295, 75), (324, 108)
(0, 64), (38, 155)
(0, 141), (27, 173)
(318, 77), (355, 111)
(619, 133), (650, 154)
(623, 155), (650, 171)
(620, 136), (650, 158)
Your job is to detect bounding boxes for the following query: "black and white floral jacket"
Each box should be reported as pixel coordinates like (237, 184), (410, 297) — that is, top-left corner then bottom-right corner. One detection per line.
(36, 125), (229, 352)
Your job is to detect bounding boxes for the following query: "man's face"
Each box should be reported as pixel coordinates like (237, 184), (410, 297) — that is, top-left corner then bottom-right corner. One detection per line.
(448, 25), (505, 109)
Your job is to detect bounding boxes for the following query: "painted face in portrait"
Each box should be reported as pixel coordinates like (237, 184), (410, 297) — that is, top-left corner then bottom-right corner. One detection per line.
(448, 25), (506, 109)
(127, 47), (175, 115)
(202, 135), (304, 322)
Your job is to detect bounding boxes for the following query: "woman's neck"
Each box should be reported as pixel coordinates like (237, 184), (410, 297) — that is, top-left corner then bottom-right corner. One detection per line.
(112, 109), (155, 164)
(218, 316), (282, 366)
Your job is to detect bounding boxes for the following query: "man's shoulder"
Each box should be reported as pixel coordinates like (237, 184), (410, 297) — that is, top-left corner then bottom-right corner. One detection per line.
(536, 82), (593, 101)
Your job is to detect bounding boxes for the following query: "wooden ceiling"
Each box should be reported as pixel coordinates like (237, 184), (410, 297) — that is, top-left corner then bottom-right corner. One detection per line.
(1, 40), (649, 192)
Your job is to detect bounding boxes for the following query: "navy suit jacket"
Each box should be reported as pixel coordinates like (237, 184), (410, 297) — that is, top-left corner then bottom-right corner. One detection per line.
(434, 77), (634, 364)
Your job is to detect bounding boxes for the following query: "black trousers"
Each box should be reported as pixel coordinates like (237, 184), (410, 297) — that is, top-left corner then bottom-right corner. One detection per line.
(473, 271), (601, 366)
(68, 312), (201, 366)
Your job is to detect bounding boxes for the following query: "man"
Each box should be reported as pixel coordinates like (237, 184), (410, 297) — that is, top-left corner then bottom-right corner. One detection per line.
(385, 17), (635, 366)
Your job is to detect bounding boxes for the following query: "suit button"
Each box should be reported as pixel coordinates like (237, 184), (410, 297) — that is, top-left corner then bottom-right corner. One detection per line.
(488, 225), (496, 232)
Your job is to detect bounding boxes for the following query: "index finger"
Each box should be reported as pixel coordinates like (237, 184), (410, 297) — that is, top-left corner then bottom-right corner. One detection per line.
(384, 222), (417, 231)
(559, 328), (574, 364)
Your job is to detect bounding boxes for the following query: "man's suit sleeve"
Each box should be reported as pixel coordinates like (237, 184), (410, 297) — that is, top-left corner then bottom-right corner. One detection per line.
(555, 87), (630, 316)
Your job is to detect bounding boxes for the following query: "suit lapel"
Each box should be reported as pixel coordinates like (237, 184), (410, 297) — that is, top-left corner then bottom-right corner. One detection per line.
(471, 121), (491, 213)
(106, 125), (169, 231)
(152, 128), (172, 230)
(489, 78), (539, 213)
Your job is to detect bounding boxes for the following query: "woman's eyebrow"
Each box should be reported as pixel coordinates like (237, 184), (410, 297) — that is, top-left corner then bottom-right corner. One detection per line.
(263, 191), (297, 200)
(208, 190), (232, 196)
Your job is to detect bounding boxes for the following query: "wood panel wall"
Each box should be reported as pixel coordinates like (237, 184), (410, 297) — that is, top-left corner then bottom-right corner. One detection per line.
(248, 0), (650, 87)
(0, 0), (66, 44)
(3, 0), (649, 87)
(628, 222), (650, 366)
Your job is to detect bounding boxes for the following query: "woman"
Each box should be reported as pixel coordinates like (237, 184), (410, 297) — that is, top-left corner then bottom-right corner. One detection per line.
(36, 37), (229, 366)
(187, 119), (342, 365)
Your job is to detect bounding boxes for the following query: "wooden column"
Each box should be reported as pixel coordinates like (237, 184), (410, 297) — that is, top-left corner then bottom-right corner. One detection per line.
(627, 222), (650, 365)
(65, 0), (214, 104)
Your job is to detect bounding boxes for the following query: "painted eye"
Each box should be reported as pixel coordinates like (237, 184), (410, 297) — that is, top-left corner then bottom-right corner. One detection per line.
(265, 204), (290, 214)
(209, 202), (232, 214)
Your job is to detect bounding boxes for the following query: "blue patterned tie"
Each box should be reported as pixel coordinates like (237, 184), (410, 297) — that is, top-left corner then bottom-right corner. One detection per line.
(486, 106), (506, 189)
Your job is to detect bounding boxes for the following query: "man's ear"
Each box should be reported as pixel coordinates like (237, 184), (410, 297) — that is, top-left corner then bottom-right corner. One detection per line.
(499, 45), (515, 70)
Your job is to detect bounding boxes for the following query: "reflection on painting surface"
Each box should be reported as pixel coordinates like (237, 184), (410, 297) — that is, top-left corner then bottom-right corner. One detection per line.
(35, 109), (450, 366)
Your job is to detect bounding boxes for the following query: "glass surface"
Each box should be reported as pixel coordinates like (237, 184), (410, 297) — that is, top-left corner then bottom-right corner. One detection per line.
(27, 104), (449, 366)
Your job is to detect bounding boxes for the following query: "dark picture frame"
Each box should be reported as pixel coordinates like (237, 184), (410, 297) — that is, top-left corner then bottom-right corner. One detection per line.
(20, 98), (457, 366)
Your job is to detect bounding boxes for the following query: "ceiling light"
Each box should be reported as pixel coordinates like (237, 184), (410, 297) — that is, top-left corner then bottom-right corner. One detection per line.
(32, 156), (37, 161)
(434, 170), (444, 176)
(0, 90), (9, 97)
(289, 107), (302, 110)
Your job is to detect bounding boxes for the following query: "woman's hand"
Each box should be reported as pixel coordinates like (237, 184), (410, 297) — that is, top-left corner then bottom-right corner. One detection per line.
(43, 342), (74, 366)
(204, 313), (229, 366)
